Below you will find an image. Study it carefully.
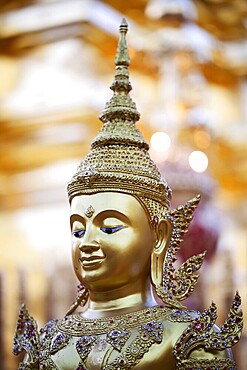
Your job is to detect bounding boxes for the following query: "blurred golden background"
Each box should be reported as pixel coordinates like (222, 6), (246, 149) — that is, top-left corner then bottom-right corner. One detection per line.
(0, 0), (246, 369)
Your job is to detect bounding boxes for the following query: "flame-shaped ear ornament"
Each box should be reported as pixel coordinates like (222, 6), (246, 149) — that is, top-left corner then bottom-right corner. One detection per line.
(154, 195), (207, 309)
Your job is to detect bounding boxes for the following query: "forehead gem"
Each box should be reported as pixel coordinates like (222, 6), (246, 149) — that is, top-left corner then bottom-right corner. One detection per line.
(84, 205), (95, 218)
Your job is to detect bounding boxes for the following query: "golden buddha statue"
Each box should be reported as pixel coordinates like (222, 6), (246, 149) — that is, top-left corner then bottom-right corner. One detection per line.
(13, 19), (243, 370)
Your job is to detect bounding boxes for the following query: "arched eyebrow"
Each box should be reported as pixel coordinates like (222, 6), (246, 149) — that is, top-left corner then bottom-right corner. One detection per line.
(70, 209), (130, 229)
(70, 214), (85, 229)
(95, 210), (129, 224)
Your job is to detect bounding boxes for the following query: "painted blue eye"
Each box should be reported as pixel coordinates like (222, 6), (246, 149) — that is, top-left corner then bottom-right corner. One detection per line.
(72, 230), (85, 238)
(100, 226), (125, 234)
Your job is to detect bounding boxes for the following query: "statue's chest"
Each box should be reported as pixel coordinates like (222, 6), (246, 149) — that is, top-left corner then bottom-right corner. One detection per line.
(39, 307), (177, 370)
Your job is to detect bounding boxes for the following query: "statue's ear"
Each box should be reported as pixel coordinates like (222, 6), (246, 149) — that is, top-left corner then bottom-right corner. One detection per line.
(151, 219), (172, 287)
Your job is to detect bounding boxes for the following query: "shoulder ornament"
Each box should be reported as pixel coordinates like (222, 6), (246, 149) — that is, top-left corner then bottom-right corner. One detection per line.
(39, 319), (60, 369)
(173, 292), (243, 369)
(13, 304), (40, 370)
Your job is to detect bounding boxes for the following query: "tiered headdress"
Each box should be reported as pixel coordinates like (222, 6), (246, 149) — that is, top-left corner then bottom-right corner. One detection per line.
(67, 19), (171, 220)
(67, 19), (206, 309)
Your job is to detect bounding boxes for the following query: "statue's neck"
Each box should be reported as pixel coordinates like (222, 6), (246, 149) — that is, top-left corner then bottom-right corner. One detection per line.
(81, 278), (157, 319)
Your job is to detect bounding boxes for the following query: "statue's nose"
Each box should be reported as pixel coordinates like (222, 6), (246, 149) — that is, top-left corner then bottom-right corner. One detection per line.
(78, 226), (100, 253)
(79, 242), (100, 254)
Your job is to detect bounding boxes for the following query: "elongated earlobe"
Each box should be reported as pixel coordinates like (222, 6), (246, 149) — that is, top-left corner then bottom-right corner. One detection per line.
(151, 219), (172, 287)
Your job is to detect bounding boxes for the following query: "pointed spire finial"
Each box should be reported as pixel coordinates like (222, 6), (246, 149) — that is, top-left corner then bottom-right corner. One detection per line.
(98, 18), (141, 127)
(115, 18), (130, 66)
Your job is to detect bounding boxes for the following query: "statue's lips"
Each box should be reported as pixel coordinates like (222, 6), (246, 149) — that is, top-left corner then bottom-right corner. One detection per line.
(79, 256), (104, 269)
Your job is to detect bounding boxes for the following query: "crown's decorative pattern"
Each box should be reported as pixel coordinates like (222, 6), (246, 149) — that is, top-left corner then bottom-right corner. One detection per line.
(67, 19), (171, 215)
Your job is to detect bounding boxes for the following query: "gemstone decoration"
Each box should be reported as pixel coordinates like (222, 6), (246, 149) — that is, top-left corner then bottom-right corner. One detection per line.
(76, 335), (97, 360)
(50, 332), (71, 354)
(173, 293), (243, 369)
(12, 304), (40, 369)
(84, 205), (95, 218)
(106, 328), (130, 351)
(103, 320), (164, 369)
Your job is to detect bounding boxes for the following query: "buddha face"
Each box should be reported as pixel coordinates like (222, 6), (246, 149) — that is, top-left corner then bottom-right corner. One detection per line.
(70, 192), (156, 292)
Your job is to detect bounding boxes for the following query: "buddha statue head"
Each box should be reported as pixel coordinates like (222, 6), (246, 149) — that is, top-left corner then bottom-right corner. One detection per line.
(67, 19), (204, 314)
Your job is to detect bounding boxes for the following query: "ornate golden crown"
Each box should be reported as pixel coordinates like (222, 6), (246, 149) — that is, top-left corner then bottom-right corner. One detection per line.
(67, 19), (171, 217)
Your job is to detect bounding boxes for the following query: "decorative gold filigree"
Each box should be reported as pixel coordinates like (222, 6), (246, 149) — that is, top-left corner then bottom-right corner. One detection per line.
(13, 302), (243, 369)
(15, 364), (38, 370)
(40, 306), (175, 368)
(155, 195), (206, 308)
(13, 304), (40, 370)
(175, 357), (238, 370)
(173, 251), (206, 301)
(58, 305), (173, 336)
(50, 333), (71, 355)
(106, 328), (130, 351)
(103, 320), (164, 370)
(173, 292), (243, 369)
(76, 335), (97, 361)
(65, 284), (89, 316)
(39, 319), (59, 369)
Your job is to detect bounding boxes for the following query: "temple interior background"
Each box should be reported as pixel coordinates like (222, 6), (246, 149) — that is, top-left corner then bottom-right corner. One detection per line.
(0, 0), (246, 369)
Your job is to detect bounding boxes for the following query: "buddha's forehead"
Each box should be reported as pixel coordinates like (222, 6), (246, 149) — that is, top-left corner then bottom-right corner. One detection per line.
(70, 192), (144, 217)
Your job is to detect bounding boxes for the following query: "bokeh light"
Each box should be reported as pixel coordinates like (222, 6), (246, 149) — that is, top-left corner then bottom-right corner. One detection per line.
(150, 131), (171, 152)
(188, 150), (208, 173)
